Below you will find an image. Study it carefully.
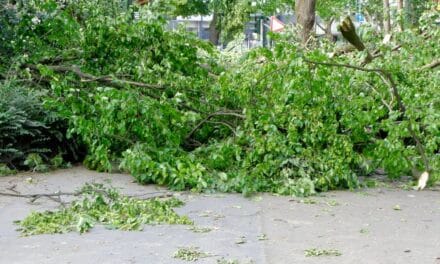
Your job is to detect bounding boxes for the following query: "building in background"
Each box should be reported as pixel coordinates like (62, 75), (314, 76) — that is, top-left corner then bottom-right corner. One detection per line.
(168, 15), (212, 40)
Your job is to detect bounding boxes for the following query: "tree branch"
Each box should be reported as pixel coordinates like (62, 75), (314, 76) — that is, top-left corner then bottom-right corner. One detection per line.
(206, 120), (237, 136)
(184, 111), (245, 144)
(0, 191), (78, 203)
(303, 58), (430, 172)
(338, 16), (373, 64)
(0, 190), (173, 204)
(420, 59), (440, 70)
(28, 64), (165, 90)
(365, 82), (393, 112)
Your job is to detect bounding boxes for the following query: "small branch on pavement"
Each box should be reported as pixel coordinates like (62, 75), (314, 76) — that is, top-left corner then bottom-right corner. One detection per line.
(0, 189), (174, 204)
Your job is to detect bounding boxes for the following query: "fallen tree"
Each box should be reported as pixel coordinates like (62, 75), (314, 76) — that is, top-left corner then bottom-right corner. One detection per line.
(1, 1), (438, 195)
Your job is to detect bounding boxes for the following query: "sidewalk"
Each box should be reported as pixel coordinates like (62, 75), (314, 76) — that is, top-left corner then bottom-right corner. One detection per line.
(0, 167), (439, 264)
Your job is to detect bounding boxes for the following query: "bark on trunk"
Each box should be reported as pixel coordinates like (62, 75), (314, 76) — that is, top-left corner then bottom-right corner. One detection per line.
(325, 18), (335, 42)
(397, 0), (404, 31)
(383, 0), (391, 35)
(404, 0), (415, 27)
(209, 13), (220, 46)
(295, 0), (316, 45)
(136, 0), (150, 5)
(338, 17), (373, 64)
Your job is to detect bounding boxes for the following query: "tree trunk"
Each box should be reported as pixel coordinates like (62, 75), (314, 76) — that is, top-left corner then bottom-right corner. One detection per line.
(383, 0), (391, 35)
(295, 0), (316, 45)
(404, 0), (415, 26)
(364, 10), (373, 24)
(397, 0), (404, 31)
(325, 17), (335, 42)
(209, 13), (220, 46)
(136, 0), (150, 5)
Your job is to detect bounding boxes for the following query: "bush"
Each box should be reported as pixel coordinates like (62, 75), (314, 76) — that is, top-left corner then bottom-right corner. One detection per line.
(0, 82), (81, 169)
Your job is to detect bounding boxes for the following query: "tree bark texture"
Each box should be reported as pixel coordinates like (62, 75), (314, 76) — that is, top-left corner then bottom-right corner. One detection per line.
(136, 0), (150, 5)
(209, 12), (220, 46)
(383, 0), (391, 35)
(338, 17), (373, 64)
(295, 0), (316, 45)
(397, 0), (404, 31)
(325, 17), (335, 42)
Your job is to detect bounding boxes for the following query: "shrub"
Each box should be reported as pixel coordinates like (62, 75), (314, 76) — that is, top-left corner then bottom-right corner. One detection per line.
(0, 82), (81, 169)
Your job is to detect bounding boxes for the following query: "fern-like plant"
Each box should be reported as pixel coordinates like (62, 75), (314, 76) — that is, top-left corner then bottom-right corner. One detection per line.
(0, 81), (81, 169)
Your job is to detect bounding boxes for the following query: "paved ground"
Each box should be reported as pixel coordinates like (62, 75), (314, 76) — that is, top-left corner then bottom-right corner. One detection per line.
(0, 166), (439, 264)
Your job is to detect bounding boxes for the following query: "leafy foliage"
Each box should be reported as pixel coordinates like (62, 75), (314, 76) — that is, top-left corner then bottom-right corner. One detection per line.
(0, 164), (16, 176)
(304, 248), (342, 257)
(24, 153), (49, 172)
(173, 246), (210, 261)
(15, 183), (192, 236)
(1, 1), (438, 196)
(0, 82), (79, 169)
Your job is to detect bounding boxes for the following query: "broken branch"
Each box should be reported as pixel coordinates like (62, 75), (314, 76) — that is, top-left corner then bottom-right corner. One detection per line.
(184, 111), (245, 143)
(420, 59), (440, 70)
(0, 189), (173, 204)
(338, 16), (373, 64)
(303, 58), (430, 172)
(28, 64), (165, 90)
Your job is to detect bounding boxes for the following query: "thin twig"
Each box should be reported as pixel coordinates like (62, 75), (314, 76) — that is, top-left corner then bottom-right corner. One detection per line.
(185, 111), (245, 141)
(128, 193), (174, 200)
(6, 184), (19, 194)
(206, 120), (237, 136)
(0, 190), (175, 203)
(365, 82), (393, 112)
(0, 191), (78, 199)
(255, 66), (288, 86)
(27, 64), (165, 90)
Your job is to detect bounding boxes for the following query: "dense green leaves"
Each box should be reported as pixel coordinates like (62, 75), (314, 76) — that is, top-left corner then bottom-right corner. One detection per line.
(16, 184), (192, 235)
(0, 82), (78, 169)
(1, 1), (438, 195)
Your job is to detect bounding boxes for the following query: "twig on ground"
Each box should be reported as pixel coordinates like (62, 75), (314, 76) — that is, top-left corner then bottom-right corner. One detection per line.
(6, 184), (19, 194)
(0, 189), (175, 204)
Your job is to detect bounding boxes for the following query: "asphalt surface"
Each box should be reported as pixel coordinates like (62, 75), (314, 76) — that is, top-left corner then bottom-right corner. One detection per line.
(0, 166), (439, 264)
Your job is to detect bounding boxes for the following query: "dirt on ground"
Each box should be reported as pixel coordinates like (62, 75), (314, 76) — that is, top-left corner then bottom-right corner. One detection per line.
(0, 166), (439, 264)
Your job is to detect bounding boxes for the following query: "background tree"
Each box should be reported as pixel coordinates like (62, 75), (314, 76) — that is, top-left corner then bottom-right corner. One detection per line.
(397, 0), (404, 31)
(316, 0), (352, 41)
(295, 0), (316, 45)
(383, 0), (391, 35)
(210, 0), (253, 44)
